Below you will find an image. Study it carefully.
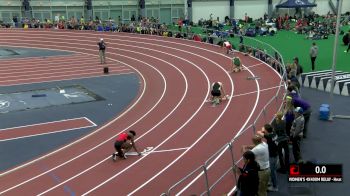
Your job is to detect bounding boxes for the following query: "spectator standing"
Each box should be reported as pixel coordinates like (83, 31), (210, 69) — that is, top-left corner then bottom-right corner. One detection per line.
(290, 107), (305, 163)
(97, 38), (107, 64)
(284, 96), (295, 137)
(239, 29), (244, 44)
(292, 96), (311, 138)
(261, 124), (279, 192)
(293, 57), (303, 77)
(12, 16), (18, 28)
(310, 42), (318, 71)
(236, 151), (260, 196)
(243, 135), (270, 196)
(271, 112), (289, 173)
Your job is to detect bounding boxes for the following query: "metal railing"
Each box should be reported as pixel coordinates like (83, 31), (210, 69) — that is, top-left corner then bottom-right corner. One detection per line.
(161, 29), (287, 196)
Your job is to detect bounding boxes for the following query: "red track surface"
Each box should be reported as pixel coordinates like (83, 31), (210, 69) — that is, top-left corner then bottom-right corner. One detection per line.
(0, 29), (284, 195)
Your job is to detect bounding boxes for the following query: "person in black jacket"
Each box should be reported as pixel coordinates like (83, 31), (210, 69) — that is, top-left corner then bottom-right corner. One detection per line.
(236, 150), (260, 196)
(98, 38), (107, 64)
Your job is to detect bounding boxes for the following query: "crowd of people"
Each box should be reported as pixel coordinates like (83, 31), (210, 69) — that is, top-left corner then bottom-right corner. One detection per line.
(233, 49), (313, 195)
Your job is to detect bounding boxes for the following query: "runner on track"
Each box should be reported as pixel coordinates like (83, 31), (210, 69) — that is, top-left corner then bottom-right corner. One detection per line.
(112, 130), (141, 161)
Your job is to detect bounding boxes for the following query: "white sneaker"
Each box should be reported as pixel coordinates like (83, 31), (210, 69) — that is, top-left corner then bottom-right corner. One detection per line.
(112, 153), (117, 161)
(267, 186), (278, 192)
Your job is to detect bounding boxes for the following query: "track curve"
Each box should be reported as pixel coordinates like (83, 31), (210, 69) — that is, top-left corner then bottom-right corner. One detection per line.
(0, 29), (284, 195)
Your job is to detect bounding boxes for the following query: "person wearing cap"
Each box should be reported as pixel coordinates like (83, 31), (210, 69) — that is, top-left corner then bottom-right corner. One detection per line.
(290, 107), (305, 163)
(112, 130), (141, 161)
(290, 96), (311, 138)
(97, 38), (107, 64)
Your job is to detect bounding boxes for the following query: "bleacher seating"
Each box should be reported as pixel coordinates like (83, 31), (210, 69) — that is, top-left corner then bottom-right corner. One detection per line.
(300, 70), (350, 96)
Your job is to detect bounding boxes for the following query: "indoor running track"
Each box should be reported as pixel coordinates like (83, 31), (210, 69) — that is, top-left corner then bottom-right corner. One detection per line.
(0, 29), (284, 196)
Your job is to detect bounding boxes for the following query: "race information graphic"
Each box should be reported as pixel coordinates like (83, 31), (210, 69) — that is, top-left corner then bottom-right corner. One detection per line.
(288, 164), (342, 182)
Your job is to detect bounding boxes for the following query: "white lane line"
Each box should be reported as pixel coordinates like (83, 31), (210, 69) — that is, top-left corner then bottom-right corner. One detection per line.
(231, 85), (284, 98)
(83, 117), (97, 127)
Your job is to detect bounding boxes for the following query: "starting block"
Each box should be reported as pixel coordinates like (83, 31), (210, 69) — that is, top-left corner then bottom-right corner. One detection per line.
(247, 76), (260, 80)
(125, 147), (154, 156)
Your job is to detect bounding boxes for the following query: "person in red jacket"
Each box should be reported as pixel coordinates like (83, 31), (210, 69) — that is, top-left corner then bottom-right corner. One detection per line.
(112, 130), (141, 161)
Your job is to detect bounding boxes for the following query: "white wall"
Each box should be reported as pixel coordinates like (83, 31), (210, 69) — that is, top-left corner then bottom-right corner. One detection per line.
(192, 1), (230, 23)
(192, 0), (350, 22)
(234, 0), (268, 20)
